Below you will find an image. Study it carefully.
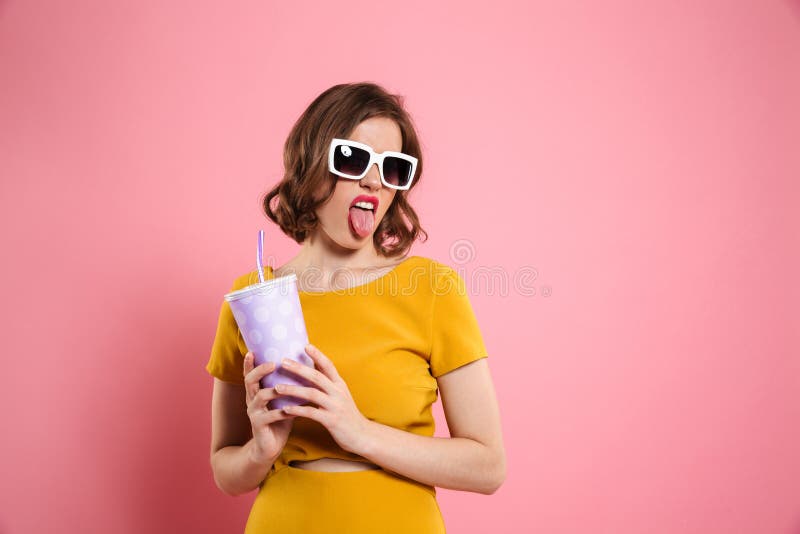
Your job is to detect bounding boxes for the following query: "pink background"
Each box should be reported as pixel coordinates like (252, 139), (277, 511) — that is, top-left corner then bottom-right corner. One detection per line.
(1, 1), (798, 533)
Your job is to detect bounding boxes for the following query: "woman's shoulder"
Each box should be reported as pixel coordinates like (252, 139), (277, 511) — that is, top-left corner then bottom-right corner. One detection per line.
(406, 255), (453, 271)
(404, 255), (464, 290)
(229, 266), (274, 292)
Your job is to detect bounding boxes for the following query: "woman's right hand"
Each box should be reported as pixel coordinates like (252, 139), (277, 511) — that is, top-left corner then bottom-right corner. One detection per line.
(243, 351), (296, 465)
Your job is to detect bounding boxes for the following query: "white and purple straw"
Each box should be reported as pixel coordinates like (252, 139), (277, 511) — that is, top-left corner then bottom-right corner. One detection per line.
(256, 229), (265, 284)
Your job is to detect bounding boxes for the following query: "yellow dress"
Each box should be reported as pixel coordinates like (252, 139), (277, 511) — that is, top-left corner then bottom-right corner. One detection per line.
(206, 255), (489, 533)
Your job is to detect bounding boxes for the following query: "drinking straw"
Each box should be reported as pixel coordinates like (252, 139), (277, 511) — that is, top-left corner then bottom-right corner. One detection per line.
(256, 229), (265, 284)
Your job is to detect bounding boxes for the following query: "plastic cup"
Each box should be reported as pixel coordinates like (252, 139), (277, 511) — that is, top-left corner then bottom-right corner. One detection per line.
(224, 273), (313, 410)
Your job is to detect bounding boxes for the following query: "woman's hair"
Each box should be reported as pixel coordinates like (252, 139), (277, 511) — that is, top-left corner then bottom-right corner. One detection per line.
(262, 82), (428, 257)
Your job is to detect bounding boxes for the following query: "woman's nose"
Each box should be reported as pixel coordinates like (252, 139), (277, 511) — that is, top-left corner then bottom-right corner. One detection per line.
(360, 162), (382, 190)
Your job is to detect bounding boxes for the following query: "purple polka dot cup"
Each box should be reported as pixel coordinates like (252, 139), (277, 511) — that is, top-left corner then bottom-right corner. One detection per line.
(224, 273), (313, 410)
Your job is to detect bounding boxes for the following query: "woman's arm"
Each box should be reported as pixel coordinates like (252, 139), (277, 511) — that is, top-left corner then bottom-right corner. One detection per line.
(355, 358), (506, 495)
(209, 379), (276, 496)
(273, 344), (506, 494)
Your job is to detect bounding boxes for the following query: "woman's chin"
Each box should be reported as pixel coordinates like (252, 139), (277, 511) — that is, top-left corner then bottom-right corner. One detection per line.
(326, 228), (371, 250)
(345, 231), (371, 245)
(318, 222), (373, 250)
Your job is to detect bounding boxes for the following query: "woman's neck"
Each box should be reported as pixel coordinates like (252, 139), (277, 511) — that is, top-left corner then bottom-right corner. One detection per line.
(292, 231), (388, 273)
(273, 232), (408, 293)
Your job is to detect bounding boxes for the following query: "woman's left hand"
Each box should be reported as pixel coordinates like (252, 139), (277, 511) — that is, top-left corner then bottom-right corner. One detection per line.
(274, 343), (371, 454)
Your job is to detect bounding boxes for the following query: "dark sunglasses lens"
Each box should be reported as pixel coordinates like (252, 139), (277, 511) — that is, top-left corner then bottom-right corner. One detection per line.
(333, 144), (370, 176)
(383, 157), (412, 187)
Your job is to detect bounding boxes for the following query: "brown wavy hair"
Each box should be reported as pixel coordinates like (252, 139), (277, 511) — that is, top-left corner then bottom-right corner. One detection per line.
(261, 82), (428, 257)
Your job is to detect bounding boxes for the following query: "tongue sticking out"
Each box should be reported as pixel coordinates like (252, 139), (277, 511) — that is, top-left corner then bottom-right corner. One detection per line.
(348, 207), (374, 238)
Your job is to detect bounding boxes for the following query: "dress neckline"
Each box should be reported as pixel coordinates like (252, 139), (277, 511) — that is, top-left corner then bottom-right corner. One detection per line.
(268, 255), (419, 296)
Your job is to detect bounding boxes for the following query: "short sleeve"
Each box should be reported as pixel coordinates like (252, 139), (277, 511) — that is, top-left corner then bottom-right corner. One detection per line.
(205, 276), (249, 385)
(429, 266), (489, 378)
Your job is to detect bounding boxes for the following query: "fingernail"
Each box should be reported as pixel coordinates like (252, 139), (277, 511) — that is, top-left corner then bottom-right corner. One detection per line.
(282, 358), (294, 366)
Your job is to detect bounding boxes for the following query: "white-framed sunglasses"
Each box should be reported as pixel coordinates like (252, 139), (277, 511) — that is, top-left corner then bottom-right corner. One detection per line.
(328, 138), (418, 191)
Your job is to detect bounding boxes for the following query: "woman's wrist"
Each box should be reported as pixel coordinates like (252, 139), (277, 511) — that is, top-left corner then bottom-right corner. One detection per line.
(350, 417), (378, 458)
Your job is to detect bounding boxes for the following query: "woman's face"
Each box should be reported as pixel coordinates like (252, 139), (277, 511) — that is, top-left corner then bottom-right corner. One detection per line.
(313, 116), (402, 250)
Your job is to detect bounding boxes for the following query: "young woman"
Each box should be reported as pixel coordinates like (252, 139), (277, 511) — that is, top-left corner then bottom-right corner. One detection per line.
(207, 82), (505, 533)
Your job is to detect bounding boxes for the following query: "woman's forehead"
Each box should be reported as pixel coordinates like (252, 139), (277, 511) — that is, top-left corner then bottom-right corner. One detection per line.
(347, 117), (403, 152)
